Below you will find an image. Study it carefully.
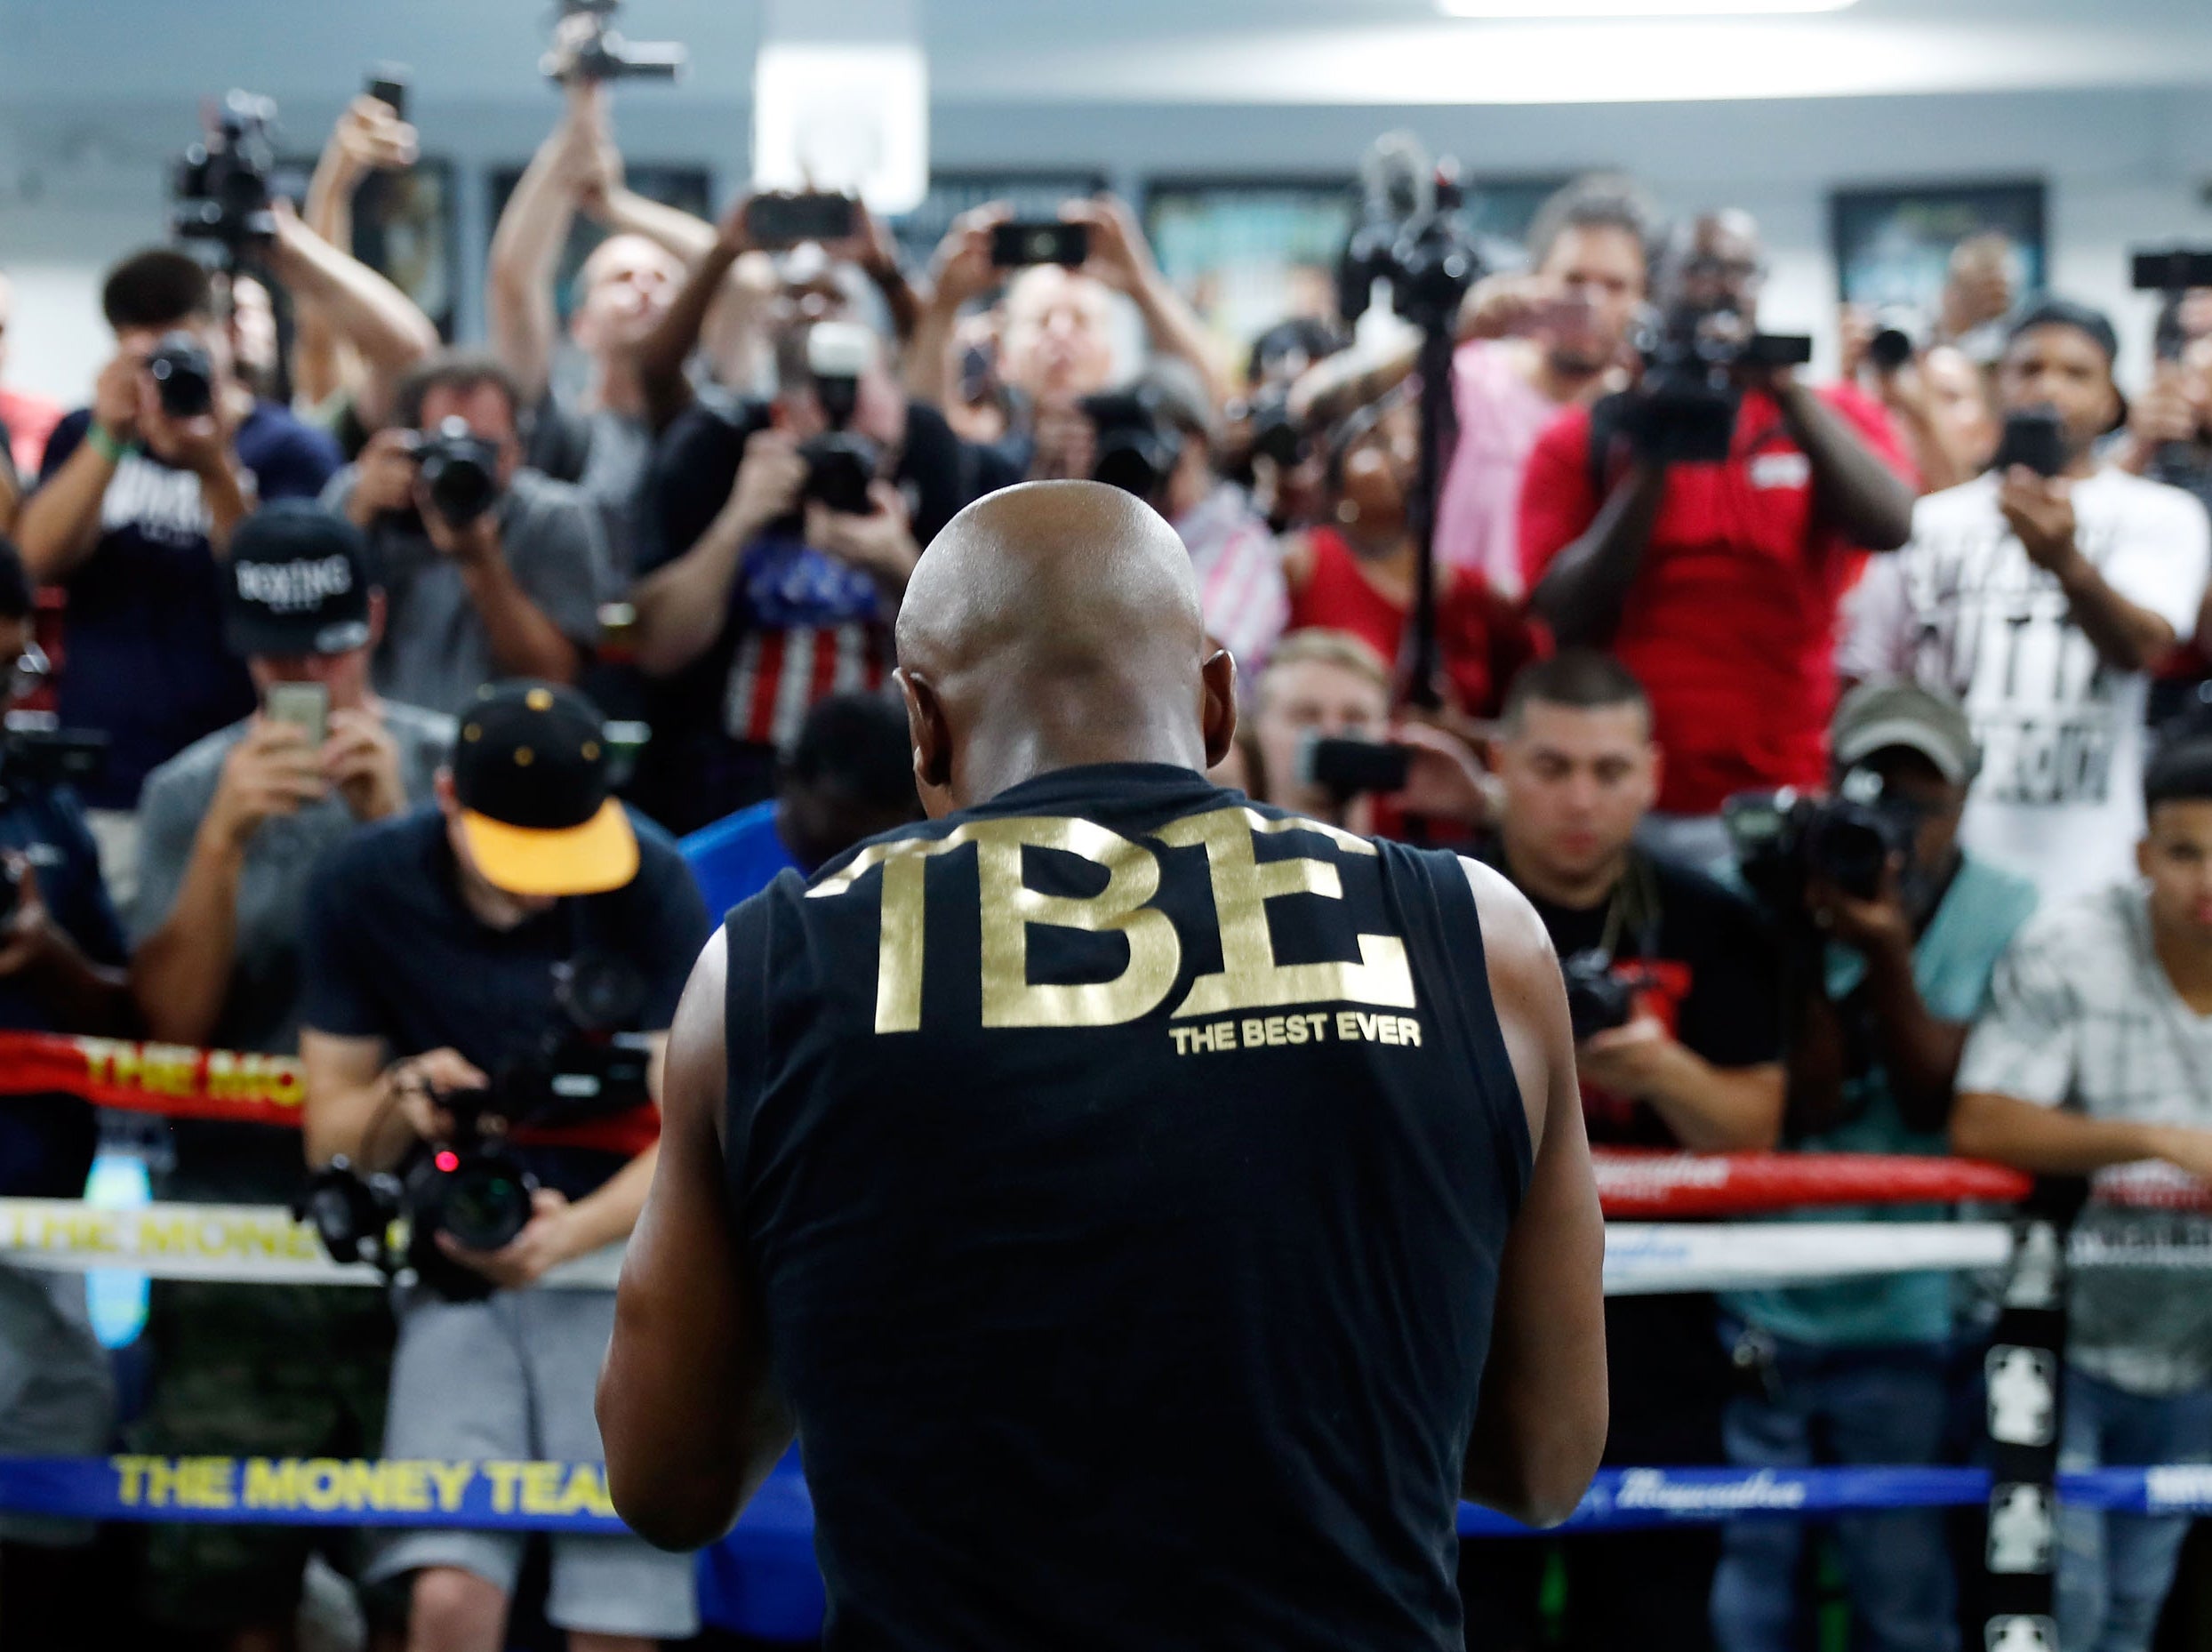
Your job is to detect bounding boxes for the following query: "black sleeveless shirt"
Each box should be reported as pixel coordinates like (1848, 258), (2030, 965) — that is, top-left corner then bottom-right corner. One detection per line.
(722, 764), (1532, 1651)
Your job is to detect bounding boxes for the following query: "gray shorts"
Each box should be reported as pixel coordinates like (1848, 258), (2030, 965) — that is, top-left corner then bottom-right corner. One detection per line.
(0, 1263), (116, 1546)
(367, 1287), (699, 1640)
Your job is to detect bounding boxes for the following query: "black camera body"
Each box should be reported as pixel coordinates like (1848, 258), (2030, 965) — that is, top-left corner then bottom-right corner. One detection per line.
(1865, 305), (1926, 373)
(1080, 387), (1183, 508)
(413, 417), (505, 527)
(799, 434), (882, 517)
(0, 720), (108, 810)
(544, 0), (685, 84)
(147, 333), (215, 420)
(172, 91), (279, 260)
(1622, 306), (1814, 465)
(297, 952), (653, 1298)
(1560, 949), (1640, 1045)
(1725, 782), (1912, 918)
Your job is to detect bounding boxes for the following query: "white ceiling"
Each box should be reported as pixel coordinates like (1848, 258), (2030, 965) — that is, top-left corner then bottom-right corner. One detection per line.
(5, 0), (2212, 108)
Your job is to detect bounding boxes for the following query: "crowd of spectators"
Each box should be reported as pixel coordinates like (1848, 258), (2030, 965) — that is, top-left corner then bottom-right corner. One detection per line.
(0, 43), (2210, 1652)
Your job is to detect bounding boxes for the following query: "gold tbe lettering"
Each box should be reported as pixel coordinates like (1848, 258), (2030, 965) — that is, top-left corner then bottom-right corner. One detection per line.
(967, 817), (1181, 1028)
(1158, 807), (1415, 1020)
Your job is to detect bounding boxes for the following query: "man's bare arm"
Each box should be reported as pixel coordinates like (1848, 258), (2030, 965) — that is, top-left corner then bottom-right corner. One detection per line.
(601, 931), (792, 1551)
(1459, 859), (1607, 1529)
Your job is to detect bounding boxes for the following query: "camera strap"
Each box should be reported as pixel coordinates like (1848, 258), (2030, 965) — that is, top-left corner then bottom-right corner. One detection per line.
(1599, 850), (1664, 966)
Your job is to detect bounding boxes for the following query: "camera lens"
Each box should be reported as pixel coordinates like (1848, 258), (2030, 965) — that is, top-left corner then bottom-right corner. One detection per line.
(438, 1159), (534, 1253)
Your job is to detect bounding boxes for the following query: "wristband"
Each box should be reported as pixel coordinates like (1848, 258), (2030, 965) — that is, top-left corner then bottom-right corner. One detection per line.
(85, 422), (133, 464)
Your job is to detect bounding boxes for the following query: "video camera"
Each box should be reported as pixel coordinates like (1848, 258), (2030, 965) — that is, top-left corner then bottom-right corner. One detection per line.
(172, 91), (279, 263)
(542, 0), (686, 85)
(296, 951), (653, 1299)
(1723, 770), (1915, 923)
(1620, 305), (1814, 465)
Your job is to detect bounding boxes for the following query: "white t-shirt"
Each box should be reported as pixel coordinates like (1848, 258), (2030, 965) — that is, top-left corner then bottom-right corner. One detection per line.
(1840, 469), (2210, 905)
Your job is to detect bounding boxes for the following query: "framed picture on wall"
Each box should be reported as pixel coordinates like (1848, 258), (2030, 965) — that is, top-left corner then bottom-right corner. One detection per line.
(1829, 179), (2047, 312)
(890, 170), (1111, 270)
(1143, 176), (1357, 363)
(274, 156), (461, 341)
(1452, 174), (1578, 250)
(486, 162), (712, 322)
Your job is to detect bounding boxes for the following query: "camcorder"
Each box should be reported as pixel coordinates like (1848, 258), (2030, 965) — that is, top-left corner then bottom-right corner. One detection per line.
(297, 951), (655, 1300)
(797, 323), (882, 517)
(146, 333), (215, 419)
(171, 91), (279, 264)
(1559, 950), (1663, 1045)
(1620, 305), (1814, 465)
(1723, 771), (1916, 923)
(541, 0), (685, 85)
(1080, 385), (1184, 508)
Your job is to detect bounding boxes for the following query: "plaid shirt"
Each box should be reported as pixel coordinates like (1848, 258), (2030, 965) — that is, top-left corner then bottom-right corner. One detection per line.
(1960, 884), (2212, 1395)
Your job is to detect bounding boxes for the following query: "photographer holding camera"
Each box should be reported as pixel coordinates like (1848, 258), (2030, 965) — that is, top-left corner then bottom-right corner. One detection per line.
(124, 502), (450, 1649)
(1291, 172), (1654, 597)
(301, 679), (709, 1651)
(1522, 211), (1917, 870)
(1712, 681), (2037, 1652)
(627, 319), (938, 830)
(328, 351), (605, 717)
(1464, 649), (1782, 1652)
(16, 249), (344, 886)
(0, 534), (133, 1641)
(1842, 300), (2211, 905)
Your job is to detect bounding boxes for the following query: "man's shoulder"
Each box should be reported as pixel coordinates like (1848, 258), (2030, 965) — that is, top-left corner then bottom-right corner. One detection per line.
(507, 468), (598, 530)
(1951, 853), (2041, 926)
(317, 802), (437, 887)
(381, 699), (458, 743)
(141, 718), (250, 808)
(1904, 472), (2002, 541)
(2084, 465), (2212, 529)
(2007, 882), (2138, 964)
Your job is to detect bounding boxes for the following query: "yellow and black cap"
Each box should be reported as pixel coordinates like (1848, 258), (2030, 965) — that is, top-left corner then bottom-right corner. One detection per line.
(453, 681), (637, 897)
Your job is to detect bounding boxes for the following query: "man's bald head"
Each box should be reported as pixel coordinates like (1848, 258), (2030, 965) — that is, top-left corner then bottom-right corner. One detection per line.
(894, 481), (1235, 814)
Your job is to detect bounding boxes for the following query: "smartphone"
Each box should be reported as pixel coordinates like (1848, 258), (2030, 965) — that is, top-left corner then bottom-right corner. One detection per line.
(365, 65), (410, 122)
(1297, 735), (1410, 798)
(2130, 248), (2212, 293)
(990, 220), (1090, 269)
(747, 192), (857, 250)
(265, 681), (330, 750)
(1993, 408), (2066, 478)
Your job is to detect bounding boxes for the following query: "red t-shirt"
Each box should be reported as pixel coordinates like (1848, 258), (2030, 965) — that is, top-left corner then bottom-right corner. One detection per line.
(1286, 525), (1544, 719)
(1518, 384), (1913, 815)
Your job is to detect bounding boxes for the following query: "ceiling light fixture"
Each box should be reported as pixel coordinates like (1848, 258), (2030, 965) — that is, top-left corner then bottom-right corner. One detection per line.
(1438, 0), (1856, 15)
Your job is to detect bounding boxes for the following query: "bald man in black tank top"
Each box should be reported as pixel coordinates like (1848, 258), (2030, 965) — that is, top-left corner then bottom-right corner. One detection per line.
(601, 480), (1607, 1651)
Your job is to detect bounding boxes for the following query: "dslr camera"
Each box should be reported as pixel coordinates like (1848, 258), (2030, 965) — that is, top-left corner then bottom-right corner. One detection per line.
(146, 333), (215, 420)
(172, 91), (279, 262)
(1723, 768), (1915, 920)
(1559, 950), (1659, 1045)
(297, 951), (653, 1300)
(409, 417), (505, 528)
(1620, 305), (1814, 465)
(797, 323), (883, 517)
(1080, 385), (1184, 509)
(542, 0), (685, 85)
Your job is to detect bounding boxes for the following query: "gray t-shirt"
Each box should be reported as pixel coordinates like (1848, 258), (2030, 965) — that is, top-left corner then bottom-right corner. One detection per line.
(132, 700), (453, 1203)
(1959, 884), (2212, 1395)
(529, 389), (650, 586)
(318, 465), (606, 718)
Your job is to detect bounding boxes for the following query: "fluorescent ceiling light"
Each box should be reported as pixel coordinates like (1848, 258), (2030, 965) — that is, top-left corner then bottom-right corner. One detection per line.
(1439, 0), (1855, 14)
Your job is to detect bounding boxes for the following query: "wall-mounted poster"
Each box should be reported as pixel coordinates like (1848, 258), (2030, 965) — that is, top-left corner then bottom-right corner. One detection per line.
(889, 171), (1112, 269)
(274, 156), (460, 341)
(1144, 173), (1581, 364)
(1144, 177), (1357, 363)
(1830, 179), (2047, 312)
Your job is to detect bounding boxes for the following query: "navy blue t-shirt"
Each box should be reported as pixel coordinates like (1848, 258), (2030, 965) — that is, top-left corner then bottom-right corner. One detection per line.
(0, 781), (126, 1196)
(297, 804), (710, 1199)
(40, 402), (343, 806)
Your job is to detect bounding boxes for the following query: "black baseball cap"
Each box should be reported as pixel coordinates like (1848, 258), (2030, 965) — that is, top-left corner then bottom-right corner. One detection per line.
(453, 681), (638, 897)
(2007, 297), (2120, 366)
(223, 501), (375, 659)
